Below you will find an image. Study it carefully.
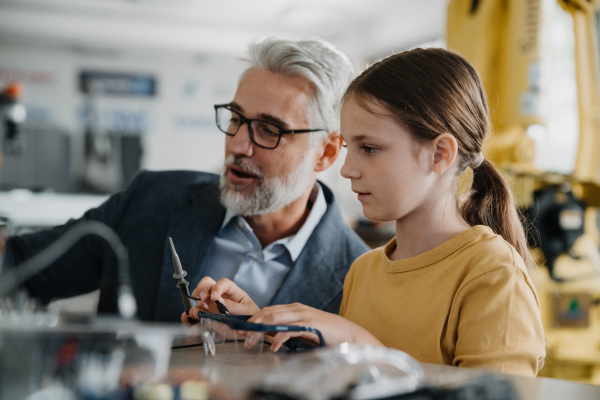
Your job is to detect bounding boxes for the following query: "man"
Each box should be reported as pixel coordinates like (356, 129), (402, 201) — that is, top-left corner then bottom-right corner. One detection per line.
(2, 38), (370, 322)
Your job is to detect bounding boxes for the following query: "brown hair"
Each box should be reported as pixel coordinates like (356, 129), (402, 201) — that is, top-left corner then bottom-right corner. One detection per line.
(344, 48), (535, 272)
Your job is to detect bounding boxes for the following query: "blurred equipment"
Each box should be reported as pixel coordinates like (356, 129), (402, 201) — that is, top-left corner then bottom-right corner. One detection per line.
(447, 0), (600, 384)
(80, 89), (123, 193)
(0, 82), (27, 155)
(0, 221), (137, 319)
(250, 344), (521, 400)
(0, 221), (187, 400)
(0, 190), (108, 234)
(353, 219), (396, 248)
(0, 82), (77, 192)
(79, 90), (143, 194)
(527, 183), (586, 280)
(0, 318), (183, 400)
(0, 127), (73, 192)
(252, 344), (424, 400)
(0, 75), (143, 194)
(78, 70), (148, 194)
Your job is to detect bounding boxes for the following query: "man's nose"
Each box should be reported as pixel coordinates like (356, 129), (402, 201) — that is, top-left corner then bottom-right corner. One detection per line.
(226, 123), (254, 157)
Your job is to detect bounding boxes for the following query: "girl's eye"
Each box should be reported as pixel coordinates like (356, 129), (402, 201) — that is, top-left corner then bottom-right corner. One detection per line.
(361, 145), (377, 154)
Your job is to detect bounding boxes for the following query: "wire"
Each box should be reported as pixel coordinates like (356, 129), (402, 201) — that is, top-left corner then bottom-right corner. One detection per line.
(197, 311), (326, 348)
(186, 293), (202, 301)
(185, 292), (230, 315)
(0, 221), (137, 319)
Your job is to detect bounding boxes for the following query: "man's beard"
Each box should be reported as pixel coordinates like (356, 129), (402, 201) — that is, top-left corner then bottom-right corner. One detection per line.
(219, 152), (316, 216)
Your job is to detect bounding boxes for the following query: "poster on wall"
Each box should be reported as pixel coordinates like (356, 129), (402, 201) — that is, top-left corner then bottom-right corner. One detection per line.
(77, 69), (159, 136)
(79, 70), (156, 97)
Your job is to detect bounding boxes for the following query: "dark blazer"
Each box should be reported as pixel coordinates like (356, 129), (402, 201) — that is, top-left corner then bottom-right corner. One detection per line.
(6, 170), (369, 321)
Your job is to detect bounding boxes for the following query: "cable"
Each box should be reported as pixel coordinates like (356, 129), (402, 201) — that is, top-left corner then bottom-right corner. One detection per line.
(0, 220), (137, 319)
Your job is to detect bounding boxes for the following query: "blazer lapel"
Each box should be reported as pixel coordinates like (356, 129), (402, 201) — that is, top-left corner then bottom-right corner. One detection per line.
(270, 239), (342, 310)
(269, 206), (344, 311)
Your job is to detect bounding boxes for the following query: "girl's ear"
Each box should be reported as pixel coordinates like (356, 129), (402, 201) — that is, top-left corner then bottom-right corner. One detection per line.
(431, 133), (458, 175)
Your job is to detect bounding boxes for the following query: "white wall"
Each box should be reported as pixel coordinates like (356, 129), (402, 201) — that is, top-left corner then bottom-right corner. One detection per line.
(0, 42), (240, 171)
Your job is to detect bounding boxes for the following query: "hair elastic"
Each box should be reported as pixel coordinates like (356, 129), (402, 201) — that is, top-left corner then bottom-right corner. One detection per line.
(470, 152), (484, 169)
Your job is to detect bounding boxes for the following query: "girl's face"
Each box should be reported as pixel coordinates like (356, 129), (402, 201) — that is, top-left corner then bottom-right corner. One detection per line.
(340, 97), (437, 223)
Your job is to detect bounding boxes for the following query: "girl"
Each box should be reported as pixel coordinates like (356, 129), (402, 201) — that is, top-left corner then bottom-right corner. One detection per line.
(188, 48), (546, 377)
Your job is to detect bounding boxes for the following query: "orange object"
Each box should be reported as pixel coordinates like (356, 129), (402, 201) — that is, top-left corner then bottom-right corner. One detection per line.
(2, 82), (22, 99)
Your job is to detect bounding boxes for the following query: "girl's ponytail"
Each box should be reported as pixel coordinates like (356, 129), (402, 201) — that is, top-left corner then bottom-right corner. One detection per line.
(460, 159), (536, 273)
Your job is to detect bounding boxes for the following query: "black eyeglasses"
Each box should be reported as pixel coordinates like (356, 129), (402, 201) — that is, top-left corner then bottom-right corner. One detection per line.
(214, 104), (325, 149)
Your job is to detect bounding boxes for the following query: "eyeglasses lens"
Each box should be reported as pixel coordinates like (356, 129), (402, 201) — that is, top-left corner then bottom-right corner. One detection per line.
(215, 107), (281, 149)
(215, 107), (240, 136)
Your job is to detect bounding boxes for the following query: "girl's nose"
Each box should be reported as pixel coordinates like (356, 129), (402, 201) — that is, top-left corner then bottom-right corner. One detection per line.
(340, 153), (359, 179)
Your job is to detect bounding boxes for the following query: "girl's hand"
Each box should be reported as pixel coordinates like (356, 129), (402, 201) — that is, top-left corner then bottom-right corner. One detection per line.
(246, 303), (383, 352)
(187, 277), (260, 320)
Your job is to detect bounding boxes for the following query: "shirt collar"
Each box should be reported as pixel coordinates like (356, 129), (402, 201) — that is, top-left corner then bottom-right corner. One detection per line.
(221, 182), (327, 261)
(221, 207), (237, 229)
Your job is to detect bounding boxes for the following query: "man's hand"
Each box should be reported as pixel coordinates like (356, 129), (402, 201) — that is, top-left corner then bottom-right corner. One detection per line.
(186, 277), (260, 321)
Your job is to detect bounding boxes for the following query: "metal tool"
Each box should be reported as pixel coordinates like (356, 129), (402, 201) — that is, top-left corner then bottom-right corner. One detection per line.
(169, 237), (195, 318)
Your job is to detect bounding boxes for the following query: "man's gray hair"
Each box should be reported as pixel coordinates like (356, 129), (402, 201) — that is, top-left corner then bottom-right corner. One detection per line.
(240, 37), (354, 144)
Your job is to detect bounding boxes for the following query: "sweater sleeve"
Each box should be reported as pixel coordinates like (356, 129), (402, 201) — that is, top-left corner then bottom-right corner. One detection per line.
(449, 258), (546, 376)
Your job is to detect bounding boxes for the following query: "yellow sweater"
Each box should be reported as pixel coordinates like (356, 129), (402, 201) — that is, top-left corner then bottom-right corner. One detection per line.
(340, 225), (546, 376)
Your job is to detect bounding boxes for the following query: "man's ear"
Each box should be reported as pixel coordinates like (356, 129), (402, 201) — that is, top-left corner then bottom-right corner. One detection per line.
(314, 131), (343, 172)
(431, 133), (458, 175)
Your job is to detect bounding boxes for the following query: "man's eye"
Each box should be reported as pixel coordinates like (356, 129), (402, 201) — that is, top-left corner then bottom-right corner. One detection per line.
(255, 122), (280, 137)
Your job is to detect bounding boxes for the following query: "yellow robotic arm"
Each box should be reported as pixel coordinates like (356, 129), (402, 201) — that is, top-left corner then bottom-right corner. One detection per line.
(559, 0), (600, 195)
(447, 0), (541, 182)
(447, 0), (600, 384)
(448, 0), (600, 202)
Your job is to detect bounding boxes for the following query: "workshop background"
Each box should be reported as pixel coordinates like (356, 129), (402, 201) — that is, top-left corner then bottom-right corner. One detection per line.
(0, 0), (599, 386)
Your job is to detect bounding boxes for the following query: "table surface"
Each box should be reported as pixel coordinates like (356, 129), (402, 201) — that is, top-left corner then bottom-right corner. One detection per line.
(169, 341), (600, 400)
(2, 320), (600, 400)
